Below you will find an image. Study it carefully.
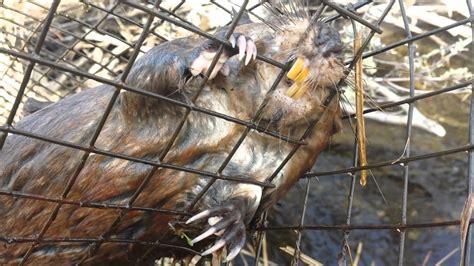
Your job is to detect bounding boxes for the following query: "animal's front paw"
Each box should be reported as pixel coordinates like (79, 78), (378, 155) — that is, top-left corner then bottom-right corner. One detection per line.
(186, 201), (246, 261)
(189, 33), (257, 79)
(229, 33), (257, 66)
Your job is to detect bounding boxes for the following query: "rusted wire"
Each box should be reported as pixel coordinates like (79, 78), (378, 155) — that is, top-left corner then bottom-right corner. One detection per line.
(255, 219), (474, 231)
(0, 189), (190, 216)
(291, 179), (312, 265)
(396, 1), (415, 263)
(306, 144), (474, 177)
(0, 0), (471, 265)
(0, 0), (61, 150)
(463, 1), (474, 265)
(0, 48), (305, 145)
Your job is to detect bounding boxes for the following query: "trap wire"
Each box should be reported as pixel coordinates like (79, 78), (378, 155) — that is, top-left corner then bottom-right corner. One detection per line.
(0, 0), (472, 265)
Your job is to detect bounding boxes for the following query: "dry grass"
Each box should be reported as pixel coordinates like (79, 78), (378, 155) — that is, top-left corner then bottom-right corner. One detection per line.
(0, 0), (472, 264)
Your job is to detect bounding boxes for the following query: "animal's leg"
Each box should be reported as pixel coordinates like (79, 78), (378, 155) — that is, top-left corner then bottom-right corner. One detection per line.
(124, 33), (257, 98)
(186, 184), (262, 261)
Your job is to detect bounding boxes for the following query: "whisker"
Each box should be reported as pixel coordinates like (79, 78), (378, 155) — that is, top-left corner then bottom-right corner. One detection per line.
(333, 75), (358, 139)
(256, 112), (266, 130)
(369, 170), (388, 204)
(278, 123), (283, 153)
(340, 93), (358, 138)
(342, 81), (386, 115)
(288, 0), (298, 19)
(298, 0), (309, 18)
(286, 126), (291, 145)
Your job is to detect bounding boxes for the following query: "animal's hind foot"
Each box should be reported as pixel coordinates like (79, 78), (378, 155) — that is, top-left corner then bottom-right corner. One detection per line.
(186, 200), (247, 261)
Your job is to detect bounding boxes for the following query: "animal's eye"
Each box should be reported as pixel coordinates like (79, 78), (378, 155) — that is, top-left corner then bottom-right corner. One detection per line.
(285, 76), (294, 86)
(313, 25), (343, 56)
(314, 26), (332, 46)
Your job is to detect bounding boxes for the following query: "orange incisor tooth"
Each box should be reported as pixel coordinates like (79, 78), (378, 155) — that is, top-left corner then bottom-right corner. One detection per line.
(285, 81), (309, 99)
(286, 57), (310, 99)
(286, 82), (299, 98)
(294, 67), (309, 82)
(287, 57), (305, 80)
(292, 82), (309, 99)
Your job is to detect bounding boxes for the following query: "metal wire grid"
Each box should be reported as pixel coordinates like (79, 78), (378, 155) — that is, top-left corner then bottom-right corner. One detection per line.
(0, 0), (471, 264)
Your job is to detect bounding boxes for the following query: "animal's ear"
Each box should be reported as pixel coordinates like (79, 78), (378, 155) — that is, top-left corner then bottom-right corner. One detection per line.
(231, 8), (252, 25)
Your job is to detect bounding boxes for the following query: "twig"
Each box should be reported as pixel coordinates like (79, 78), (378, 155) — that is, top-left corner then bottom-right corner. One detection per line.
(435, 247), (459, 266)
(422, 250), (432, 266)
(279, 245), (323, 266)
(353, 21), (368, 186)
(353, 241), (363, 266)
(263, 234), (268, 266)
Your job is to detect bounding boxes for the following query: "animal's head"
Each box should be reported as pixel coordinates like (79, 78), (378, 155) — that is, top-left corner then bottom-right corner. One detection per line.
(224, 19), (345, 137)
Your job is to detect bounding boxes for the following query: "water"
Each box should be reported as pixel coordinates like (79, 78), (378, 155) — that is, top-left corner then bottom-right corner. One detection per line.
(1, 1), (471, 264)
(262, 92), (471, 265)
(248, 5), (474, 264)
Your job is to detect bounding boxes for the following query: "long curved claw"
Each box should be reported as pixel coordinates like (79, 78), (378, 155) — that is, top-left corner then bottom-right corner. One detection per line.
(187, 201), (247, 261)
(186, 205), (234, 225)
(237, 35), (247, 61)
(225, 223), (246, 262)
(200, 221), (246, 260)
(192, 227), (218, 244)
(229, 35), (236, 48)
(190, 50), (228, 80)
(189, 54), (207, 77)
(252, 43), (257, 60)
(192, 211), (240, 245)
(191, 33), (256, 79)
(201, 239), (226, 256)
(235, 35), (257, 65)
(245, 40), (256, 66)
(209, 62), (224, 79)
(186, 209), (212, 224)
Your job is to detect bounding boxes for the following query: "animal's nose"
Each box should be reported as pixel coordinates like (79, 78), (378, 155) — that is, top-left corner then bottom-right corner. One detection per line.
(314, 23), (343, 57)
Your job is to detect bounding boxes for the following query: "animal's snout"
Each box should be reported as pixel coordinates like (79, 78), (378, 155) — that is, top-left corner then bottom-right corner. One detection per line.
(314, 23), (343, 57)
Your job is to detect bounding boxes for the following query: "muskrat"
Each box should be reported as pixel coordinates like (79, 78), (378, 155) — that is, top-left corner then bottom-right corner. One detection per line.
(0, 13), (344, 265)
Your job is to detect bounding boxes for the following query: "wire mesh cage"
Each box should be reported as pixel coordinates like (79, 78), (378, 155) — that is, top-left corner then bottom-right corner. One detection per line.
(0, 0), (473, 265)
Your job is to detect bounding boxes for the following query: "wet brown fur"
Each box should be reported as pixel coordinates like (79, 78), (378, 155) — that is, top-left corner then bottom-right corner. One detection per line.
(0, 18), (343, 264)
